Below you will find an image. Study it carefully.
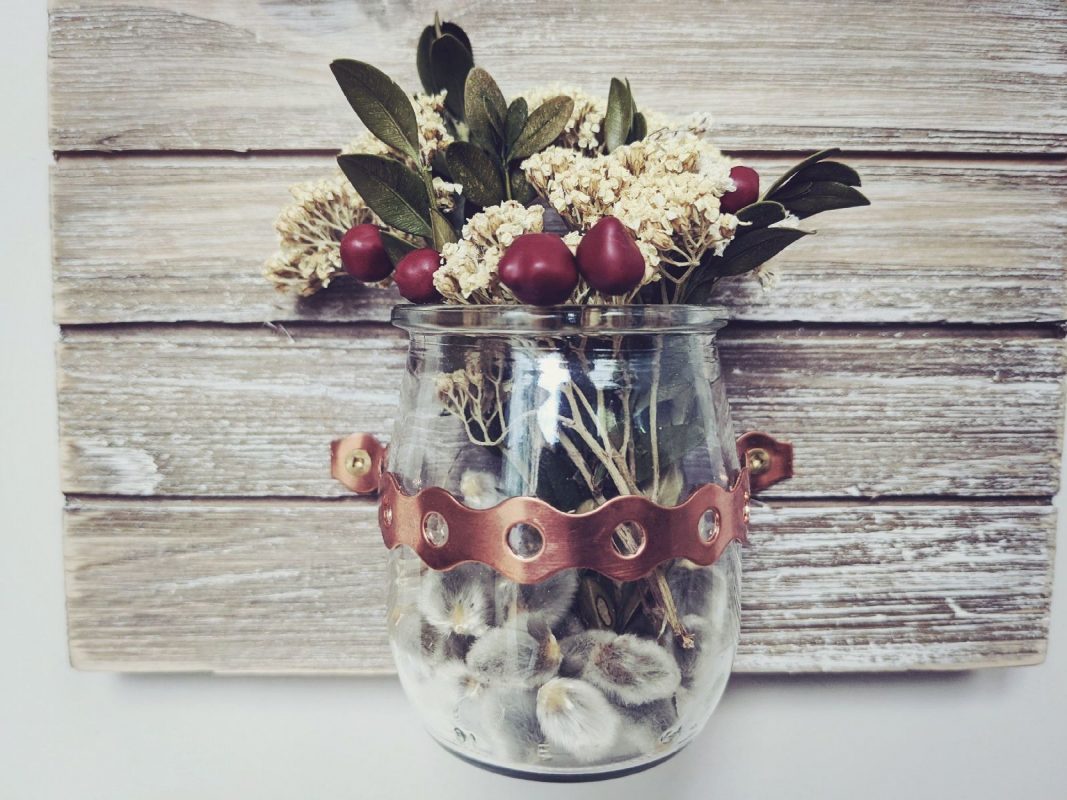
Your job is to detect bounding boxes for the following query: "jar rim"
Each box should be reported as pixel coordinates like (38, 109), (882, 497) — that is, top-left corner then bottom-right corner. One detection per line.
(391, 304), (729, 334)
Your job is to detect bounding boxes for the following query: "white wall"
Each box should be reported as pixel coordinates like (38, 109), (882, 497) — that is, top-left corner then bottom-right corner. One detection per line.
(2, 4), (1063, 798)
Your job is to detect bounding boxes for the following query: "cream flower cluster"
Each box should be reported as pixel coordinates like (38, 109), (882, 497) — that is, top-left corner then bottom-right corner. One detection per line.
(434, 201), (546, 303)
(523, 133), (739, 274)
(265, 173), (375, 296)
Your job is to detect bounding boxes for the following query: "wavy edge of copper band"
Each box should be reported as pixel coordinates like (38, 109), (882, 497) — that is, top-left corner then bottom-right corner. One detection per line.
(378, 469), (752, 584)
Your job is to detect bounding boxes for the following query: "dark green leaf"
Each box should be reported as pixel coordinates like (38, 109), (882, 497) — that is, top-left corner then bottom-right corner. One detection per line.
(380, 231), (417, 266)
(430, 208), (458, 248)
(794, 160), (861, 187)
(717, 227), (810, 276)
(510, 96), (574, 160)
(430, 34), (474, 118)
(604, 77), (633, 153)
(779, 182), (870, 219)
(508, 164), (538, 205)
(417, 20), (473, 95)
(505, 98), (529, 151)
(415, 27), (435, 94)
(464, 67), (507, 150)
(735, 200), (788, 228)
(330, 60), (420, 160)
(337, 153), (432, 237)
(763, 147), (842, 199)
(446, 142), (505, 208)
(627, 111), (648, 144)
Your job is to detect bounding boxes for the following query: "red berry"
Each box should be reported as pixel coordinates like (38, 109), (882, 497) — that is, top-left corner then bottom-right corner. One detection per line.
(340, 224), (394, 282)
(498, 233), (580, 306)
(394, 248), (442, 304)
(575, 216), (645, 295)
(719, 166), (760, 214)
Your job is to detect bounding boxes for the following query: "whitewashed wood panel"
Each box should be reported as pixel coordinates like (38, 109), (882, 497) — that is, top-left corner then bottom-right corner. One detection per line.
(50, 156), (1067, 325)
(63, 499), (1054, 673)
(56, 326), (1065, 499)
(49, 0), (1067, 153)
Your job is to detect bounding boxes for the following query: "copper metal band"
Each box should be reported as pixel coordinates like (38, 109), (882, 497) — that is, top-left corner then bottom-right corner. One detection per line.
(377, 469), (752, 584)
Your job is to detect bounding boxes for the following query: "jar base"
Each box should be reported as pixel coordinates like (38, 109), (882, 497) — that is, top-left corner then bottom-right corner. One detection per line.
(431, 735), (688, 783)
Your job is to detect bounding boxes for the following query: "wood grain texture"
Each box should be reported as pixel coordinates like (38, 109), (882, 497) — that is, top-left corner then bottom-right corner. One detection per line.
(64, 499), (1055, 673)
(50, 156), (1067, 324)
(56, 326), (1065, 499)
(49, 0), (1067, 153)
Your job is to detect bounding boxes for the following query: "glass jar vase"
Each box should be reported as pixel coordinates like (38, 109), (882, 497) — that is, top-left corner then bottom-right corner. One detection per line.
(382, 305), (743, 780)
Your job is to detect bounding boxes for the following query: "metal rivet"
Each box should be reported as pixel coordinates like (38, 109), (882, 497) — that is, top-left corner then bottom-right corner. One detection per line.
(747, 447), (771, 476)
(344, 448), (372, 477)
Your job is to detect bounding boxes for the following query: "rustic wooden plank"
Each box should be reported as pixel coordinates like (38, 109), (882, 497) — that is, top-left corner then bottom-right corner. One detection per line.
(56, 326), (1065, 498)
(50, 156), (1067, 325)
(49, 0), (1067, 153)
(63, 499), (1055, 673)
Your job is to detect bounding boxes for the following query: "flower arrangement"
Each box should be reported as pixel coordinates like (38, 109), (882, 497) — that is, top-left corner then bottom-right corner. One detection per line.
(266, 14), (868, 306)
(283, 13), (869, 776)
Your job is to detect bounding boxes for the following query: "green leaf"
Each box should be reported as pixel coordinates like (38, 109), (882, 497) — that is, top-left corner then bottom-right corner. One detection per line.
(417, 19), (474, 95)
(777, 181), (870, 219)
(464, 67), (507, 151)
(430, 208), (458, 248)
(794, 160), (861, 187)
(508, 164), (538, 205)
(716, 227), (810, 276)
(446, 142), (505, 208)
(735, 200), (788, 228)
(627, 111), (648, 144)
(330, 60), (420, 160)
(415, 27), (436, 94)
(604, 77), (633, 153)
(380, 231), (417, 266)
(763, 147), (842, 199)
(505, 98), (529, 151)
(337, 154), (432, 238)
(634, 421), (704, 486)
(430, 34), (474, 118)
(510, 96), (574, 160)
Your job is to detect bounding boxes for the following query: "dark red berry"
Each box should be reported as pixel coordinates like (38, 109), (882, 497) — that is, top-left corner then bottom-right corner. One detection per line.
(498, 233), (580, 306)
(394, 248), (442, 304)
(340, 224), (394, 282)
(575, 216), (645, 295)
(719, 165), (760, 214)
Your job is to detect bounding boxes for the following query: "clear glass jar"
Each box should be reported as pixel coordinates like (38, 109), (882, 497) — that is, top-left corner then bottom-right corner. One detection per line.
(384, 305), (742, 780)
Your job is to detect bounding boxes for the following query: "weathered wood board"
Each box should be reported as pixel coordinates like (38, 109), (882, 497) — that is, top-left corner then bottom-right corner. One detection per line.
(57, 326), (1065, 499)
(49, 0), (1067, 152)
(50, 157), (1067, 325)
(64, 500), (1055, 673)
(50, 0), (1065, 674)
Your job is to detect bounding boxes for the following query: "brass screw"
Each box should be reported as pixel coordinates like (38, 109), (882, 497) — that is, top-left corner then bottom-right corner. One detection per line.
(344, 448), (372, 477)
(747, 447), (771, 476)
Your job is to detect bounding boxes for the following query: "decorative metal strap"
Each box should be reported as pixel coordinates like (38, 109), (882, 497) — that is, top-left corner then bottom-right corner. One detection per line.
(329, 431), (794, 583)
(377, 469), (751, 584)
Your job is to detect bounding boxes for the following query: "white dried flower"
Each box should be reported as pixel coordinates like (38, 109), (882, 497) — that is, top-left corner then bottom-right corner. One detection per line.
(459, 470), (502, 510)
(434, 201), (545, 303)
(522, 135), (736, 282)
(583, 634), (681, 706)
(418, 563), (494, 637)
(264, 173), (375, 296)
(536, 677), (621, 762)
